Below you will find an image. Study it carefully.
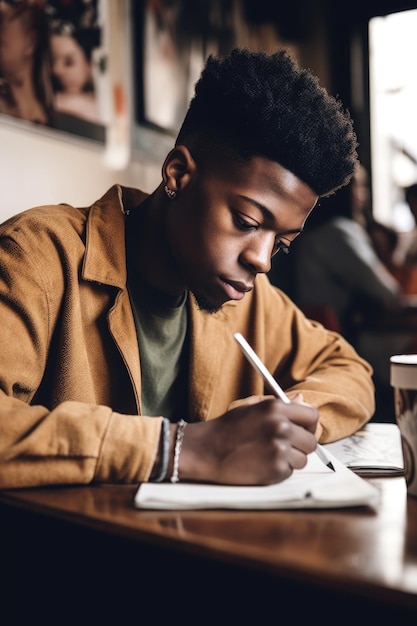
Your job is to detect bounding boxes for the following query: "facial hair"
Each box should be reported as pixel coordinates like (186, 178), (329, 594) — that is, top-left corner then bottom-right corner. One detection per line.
(191, 289), (222, 314)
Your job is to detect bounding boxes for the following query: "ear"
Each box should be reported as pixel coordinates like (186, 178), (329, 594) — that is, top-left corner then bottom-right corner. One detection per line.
(161, 146), (197, 193)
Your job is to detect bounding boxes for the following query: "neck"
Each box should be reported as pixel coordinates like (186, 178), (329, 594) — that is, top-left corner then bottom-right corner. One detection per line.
(126, 189), (186, 299)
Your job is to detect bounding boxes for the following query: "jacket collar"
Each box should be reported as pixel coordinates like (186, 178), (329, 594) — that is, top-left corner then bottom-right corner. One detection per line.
(82, 185), (148, 288)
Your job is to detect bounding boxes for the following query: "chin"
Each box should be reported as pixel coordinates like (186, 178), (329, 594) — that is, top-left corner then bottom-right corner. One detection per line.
(192, 290), (223, 314)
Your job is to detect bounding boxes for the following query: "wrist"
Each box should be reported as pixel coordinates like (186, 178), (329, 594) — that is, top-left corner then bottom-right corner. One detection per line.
(149, 418), (170, 482)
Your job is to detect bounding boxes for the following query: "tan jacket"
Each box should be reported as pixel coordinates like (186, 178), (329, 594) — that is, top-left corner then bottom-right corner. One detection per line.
(0, 185), (374, 489)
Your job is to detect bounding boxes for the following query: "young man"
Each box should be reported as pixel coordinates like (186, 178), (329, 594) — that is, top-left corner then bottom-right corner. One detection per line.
(0, 48), (374, 490)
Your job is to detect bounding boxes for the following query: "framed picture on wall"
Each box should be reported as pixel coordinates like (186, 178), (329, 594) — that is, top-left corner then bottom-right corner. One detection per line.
(132, 0), (239, 137)
(0, 0), (109, 142)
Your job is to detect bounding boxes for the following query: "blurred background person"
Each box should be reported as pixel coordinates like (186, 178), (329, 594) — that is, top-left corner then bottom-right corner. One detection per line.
(290, 167), (417, 421)
(294, 167), (403, 340)
(0, 0), (53, 125)
(351, 166), (408, 285)
(373, 183), (417, 298)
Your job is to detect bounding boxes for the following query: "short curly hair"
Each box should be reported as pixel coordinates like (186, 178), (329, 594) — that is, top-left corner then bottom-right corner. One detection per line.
(176, 48), (358, 197)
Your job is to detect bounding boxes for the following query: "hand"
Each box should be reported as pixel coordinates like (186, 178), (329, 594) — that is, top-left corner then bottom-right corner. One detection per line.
(178, 397), (319, 485)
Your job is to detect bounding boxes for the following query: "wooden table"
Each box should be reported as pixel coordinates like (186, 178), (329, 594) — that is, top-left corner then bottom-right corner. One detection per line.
(1, 476), (417, 623)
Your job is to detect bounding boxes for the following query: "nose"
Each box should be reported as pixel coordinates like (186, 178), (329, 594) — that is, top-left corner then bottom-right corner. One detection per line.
(241, 234), (274, 274)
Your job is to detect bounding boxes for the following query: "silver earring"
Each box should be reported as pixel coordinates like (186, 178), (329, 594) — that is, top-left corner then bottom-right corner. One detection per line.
(164, 184), (176, 200)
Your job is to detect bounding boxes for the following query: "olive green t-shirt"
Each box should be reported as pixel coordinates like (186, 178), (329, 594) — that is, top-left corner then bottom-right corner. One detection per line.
(128, 275), (189, 423)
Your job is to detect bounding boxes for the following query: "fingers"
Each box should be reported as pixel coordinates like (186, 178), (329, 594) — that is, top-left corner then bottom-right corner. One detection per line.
(179, 398), (319, 486)
(289, 401), (318, 434)
(234, 398), (319, 479)
(258, 398), (318, 464)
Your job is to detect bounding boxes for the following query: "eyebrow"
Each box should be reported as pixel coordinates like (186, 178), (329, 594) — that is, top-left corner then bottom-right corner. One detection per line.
(238, 195), (304, 237)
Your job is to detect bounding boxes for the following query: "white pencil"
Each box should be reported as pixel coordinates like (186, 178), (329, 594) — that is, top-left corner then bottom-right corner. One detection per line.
(233, 332), (335, 472)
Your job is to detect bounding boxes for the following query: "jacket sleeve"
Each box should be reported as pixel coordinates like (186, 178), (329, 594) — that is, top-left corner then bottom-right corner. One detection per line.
(267, 289), (375, 443)
(0, 395), (162, 489)
(215, 275), (376, 444)
(191, 275), (375, 443)
(0, 225), (161, 490)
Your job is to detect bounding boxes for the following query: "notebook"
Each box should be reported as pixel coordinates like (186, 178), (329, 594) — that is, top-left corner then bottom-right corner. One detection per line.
(323, 422), (404, 477)
(134, 448), (379, 511)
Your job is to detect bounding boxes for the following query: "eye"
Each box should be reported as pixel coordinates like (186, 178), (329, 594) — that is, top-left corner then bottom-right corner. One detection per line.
(234, 212), (258, 232)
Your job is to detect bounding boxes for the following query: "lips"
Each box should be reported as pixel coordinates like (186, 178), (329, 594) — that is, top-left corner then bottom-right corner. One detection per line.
(226, 279), (253, 293)
(220, 278), (253, 301)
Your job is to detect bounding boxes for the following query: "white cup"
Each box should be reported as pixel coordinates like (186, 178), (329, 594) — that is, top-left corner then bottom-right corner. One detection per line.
(390, 354), (417, 497)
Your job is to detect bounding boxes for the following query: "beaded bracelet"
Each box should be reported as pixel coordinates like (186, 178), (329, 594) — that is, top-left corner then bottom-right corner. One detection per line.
(170, 419), (187, 483)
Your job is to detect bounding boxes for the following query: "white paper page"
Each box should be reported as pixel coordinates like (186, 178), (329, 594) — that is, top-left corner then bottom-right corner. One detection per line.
(323, 423), (403, 475)
(134, 449), (379, 510)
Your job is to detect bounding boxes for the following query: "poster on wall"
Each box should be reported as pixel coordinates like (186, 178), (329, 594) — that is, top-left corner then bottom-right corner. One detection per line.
(0, 0), (109, 141)
(132, 0), (239, 136)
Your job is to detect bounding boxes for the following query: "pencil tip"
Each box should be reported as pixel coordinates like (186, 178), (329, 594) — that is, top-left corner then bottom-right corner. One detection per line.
(328, 462), (336, 471)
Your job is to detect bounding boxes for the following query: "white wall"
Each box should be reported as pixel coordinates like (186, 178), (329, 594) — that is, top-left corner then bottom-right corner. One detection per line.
(0, 117), (164, 223)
